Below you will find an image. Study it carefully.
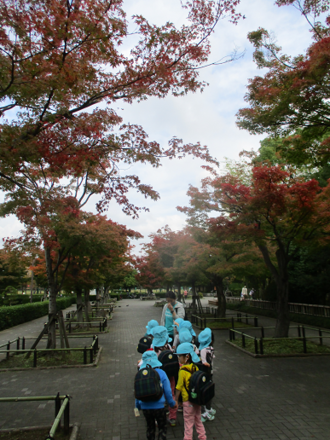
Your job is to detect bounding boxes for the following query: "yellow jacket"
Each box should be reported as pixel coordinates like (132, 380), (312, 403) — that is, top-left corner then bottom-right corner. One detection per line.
(176, 363), (199, 402)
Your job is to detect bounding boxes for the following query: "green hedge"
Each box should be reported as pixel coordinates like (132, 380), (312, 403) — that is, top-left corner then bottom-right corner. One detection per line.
(0, 296), (76, 331)
(0, 294), (45, 307)
(226, 302), (330, 330)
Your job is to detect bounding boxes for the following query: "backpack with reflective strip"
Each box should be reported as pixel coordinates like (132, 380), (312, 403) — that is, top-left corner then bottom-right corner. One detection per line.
(134, 365), (163, 402)
(181, 365), (215, 405)
(137, 336), (152, 354)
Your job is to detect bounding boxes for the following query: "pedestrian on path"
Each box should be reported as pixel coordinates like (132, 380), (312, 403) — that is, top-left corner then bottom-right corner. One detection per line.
(175, 343), (207, 440)
(135, 351), (177, 440)
(160, 291), (185, 339)
(198, 328), (216, 422)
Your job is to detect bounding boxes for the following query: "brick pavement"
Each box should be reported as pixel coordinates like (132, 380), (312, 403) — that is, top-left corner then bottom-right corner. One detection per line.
(0, 299), (330, 439)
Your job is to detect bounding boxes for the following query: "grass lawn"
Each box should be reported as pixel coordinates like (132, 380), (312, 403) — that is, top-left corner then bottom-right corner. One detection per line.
(0, 350), (92, 369)
(0, 428), (72, 440)
(231, 337), (330, 355)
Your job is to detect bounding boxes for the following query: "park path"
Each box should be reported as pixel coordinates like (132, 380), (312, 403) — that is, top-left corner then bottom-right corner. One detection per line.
(0, 299), (330, 439)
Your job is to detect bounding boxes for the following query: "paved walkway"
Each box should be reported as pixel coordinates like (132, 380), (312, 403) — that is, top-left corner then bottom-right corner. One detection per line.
(1, 299), (330, 439)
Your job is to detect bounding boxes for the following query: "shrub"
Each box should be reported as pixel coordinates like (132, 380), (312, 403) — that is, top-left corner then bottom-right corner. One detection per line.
(0, 296), (76, 331)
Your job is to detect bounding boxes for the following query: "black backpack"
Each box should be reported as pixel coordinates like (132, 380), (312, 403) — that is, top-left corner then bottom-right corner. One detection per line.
(137, 336), (152, 354)
(181, 365), (215, 405)
(158, 350), (179, 379)
(134, 365), (164, 402)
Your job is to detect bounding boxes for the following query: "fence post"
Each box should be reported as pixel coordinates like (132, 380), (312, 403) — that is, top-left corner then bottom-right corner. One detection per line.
(55, 392), (61, 428)
(90, 347), (93, 363)
(83, 346), (87, 364)
(231, 317), (234, 329)
(6, 341), (10, 360)
(254, 338), (259, 355)
(17, 337), (20, 350)
(64, 398), (70, 433)
(242, 333), (245, 348)
(33, 349), (37, 367)
(22, 337), (25, 350)
(229, 329), (232, 341)
(232, 330), (236, 341)
(319, 329), (323, 345)
(261, 327), (265, 338)
(254, 317), (258, 327)
(303, 336), (307, 354)
(259, 338), (264, 355)
(99, 322), (102, 332)
(302, 326), (307, 353)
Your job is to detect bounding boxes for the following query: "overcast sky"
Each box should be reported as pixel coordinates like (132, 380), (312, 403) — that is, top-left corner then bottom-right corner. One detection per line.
(0, 0), (322, 255)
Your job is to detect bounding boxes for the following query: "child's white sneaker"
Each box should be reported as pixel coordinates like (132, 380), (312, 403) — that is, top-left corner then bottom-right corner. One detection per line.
(207, 407), (216, 416)
(201, 412), (214, 422)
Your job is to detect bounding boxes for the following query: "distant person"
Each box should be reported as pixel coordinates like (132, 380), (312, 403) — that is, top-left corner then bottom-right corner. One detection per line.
(160, 291), (185, 339)
(241, 286), (247, 300)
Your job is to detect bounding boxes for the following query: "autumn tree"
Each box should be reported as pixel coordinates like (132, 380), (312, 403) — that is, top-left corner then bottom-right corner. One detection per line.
(0, 0), (242, 346)
(135, 252), (165, 294)
(237, 0), (330, 168)
(189, 164), (330, 337)
(0, 242), (29, 293)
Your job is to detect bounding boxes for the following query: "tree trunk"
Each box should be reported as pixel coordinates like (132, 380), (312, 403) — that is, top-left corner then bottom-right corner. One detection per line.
(76, 287), (84, 324)
(84, 289), (92, 318)
(44, 247), (57, 349)
(214, 276), (226, 318)
(177, 283), (182, 301)
(259, 245), (290, 338)
(274, 279), (290, 337)
(191, 282), (197, 309)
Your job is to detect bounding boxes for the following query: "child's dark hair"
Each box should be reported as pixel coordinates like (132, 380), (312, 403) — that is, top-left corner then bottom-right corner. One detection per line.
(166, 290), (176, 300)
(185, 353), (192, 363)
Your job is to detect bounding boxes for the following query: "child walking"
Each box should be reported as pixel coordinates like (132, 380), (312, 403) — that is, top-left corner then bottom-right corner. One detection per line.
(198, 328), (216, 422)
(135, 351), (177, 440)
(151, 325), (177, 427)
(175, 343), (207, 440)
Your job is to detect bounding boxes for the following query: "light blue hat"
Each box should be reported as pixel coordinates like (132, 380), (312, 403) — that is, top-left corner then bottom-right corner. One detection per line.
(198, 327), (212, 351)
(174, 318), (184, 330)
(179, 329), (192, 344)
(139, 350), (162, 369)
(176, 342), (200, 363)
(179, 320), (196, 337)
(152, 325), (172, 347)
(146, 319), (159, 335)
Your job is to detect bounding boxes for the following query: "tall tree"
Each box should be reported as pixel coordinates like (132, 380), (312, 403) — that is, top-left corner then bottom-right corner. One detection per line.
(182, 164), (330, 337)
(236, 1), (330, 168)
(0, 0), (242, 346)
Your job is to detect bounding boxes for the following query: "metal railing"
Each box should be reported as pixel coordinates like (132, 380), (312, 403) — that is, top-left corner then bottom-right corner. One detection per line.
(225, 298), (330, 318)
(190, 311), (259, 329)
(0, 335), (99, 367)
(0, 392), (70, 439)
(228, 325), (330, 355)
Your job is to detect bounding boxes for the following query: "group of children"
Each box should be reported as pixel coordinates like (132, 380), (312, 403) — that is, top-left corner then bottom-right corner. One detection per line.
(134, 317), (215, 440)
